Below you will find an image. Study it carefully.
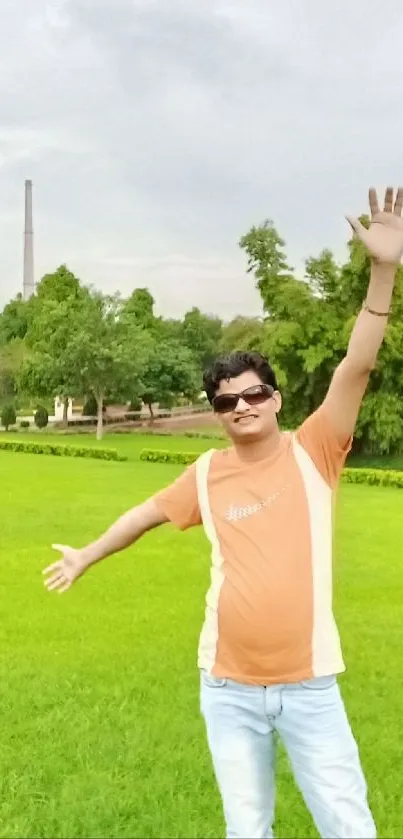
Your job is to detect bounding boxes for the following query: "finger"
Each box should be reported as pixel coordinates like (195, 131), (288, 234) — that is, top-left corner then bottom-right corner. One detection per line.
(46, 576), (67, 592)
(346, 215), (369, 240)
(57, 582), (71, 594)
(42, 561), (62, 575)
(393, 187), (403, 216)
(384, 187), (394, 213)
(369, 188), (379, 217)
(52, 544), (67, 554)
(44, 571), (64, 587)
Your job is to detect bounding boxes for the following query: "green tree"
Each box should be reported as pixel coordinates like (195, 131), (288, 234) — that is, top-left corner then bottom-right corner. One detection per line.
(157, 317), (183, 343)
(139, 340), (201, 420)
(220, 316), (265, 354)
(239, 217), (403, 451)
(34, 265), (84, 305)
(0, 340), (27, 407)
(181, 307), (222, 369)
(20, 271), (91, 427)
(122, 288), (156, 330)
(1, 403), (16, 431)
(66, 292), (152, 438)
(240, 221), (318, 427)
(0, 295), (30, 345)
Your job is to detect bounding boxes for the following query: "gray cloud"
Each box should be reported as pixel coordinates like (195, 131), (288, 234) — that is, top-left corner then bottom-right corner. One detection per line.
(1, 0), (403, 318)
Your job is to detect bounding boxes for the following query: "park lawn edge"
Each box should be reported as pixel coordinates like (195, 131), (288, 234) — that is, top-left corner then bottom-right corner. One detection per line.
(0, 439), (126, 462)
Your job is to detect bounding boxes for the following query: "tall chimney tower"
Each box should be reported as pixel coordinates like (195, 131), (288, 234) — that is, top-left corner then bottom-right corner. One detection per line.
(23, 179), (35, 300)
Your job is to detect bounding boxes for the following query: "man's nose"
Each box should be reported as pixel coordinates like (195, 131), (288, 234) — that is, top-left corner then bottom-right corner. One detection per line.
(234, 397), (250, 413)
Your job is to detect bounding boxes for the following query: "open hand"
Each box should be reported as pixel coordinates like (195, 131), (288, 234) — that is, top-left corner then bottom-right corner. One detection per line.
(43, 544), (88, 593)
(347, 187), (403, 265)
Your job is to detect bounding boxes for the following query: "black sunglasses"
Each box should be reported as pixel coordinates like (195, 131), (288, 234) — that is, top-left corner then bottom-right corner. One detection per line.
(212, 384), (274, 414)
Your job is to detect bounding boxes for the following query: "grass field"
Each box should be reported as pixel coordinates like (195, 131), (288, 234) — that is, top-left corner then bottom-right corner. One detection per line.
(0, 431), (402, 838)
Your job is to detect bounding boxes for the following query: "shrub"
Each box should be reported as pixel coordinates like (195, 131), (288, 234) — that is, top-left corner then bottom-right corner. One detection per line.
(0, 440), (127, 462)
(183, 430), (224, 440)
(66, 418), (97, 427)
(1, 404), (17, 431)
(140, 449), (200, 465)
(35, 406), (49, 429)
(123, 412), (141, 421)
(20, 420), (30, 429)
(82, 395), (98, 417)
(342, 468), (403, 489)
(128, 397), (142, 412)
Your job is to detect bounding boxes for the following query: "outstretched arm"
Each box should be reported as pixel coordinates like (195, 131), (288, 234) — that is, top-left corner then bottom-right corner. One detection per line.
(44, 461), (201, 594)
(322, 187), (403, 445)
(43, 499), (168, 594)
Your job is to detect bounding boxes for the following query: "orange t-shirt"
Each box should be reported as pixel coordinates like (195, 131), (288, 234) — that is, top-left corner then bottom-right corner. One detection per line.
(155, 407), (351, 686)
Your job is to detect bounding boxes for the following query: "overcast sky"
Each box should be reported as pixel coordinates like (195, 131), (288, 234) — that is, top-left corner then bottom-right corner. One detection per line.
(1, 0), (402, 319)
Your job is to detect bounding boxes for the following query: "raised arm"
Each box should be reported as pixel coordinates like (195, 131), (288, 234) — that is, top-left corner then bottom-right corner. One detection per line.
(43, 499), (168, 594)
(322, 187), (403, 445)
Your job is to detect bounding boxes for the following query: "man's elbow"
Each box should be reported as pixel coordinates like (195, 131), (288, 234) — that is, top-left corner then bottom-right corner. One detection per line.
(138, 498), (169, 531)
(344, 352), (376, 377)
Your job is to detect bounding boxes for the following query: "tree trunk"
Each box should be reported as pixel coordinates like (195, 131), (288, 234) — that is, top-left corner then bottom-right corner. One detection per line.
(147, 402), (154, 424)
(62, 396), (69, 429)
(96, 394), (104, 440)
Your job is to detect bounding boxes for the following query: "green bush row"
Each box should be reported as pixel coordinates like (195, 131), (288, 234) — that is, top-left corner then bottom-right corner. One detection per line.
(122, 428), (224, 440)
(140, 449), (199, 465)
(0, 440), (127, 462)
(140, 450), (403, 488)
(182, 431), (223, 440)
(342, 467), (403, 488)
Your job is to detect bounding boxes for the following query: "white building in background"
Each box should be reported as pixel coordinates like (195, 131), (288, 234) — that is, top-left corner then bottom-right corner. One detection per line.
(54, 398), (74, 422)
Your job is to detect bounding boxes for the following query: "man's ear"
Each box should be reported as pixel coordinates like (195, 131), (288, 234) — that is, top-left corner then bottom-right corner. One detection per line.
(273, 391), (282, 414)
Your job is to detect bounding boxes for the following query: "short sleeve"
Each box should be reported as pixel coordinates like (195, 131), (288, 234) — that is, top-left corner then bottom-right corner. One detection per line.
(153, 463), (202, 530)
(296, 406), (352, 488)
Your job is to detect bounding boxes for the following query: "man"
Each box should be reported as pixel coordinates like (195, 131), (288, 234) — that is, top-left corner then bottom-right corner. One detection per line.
(44, 188), (403, 838)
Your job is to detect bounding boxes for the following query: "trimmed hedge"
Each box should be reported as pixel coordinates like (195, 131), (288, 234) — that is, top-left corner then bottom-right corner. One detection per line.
(123, 428), (224, 440)
(0, 440), (127, 462)
(183, 431), (224, 440)
(66, 413), (142, 428)
(140, 450), (403, 488)
(140, 449), (199, 465)
(342, 467), (403, 488)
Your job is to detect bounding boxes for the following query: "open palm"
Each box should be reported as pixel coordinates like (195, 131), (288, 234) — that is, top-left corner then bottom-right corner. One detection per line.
(347, 187), (403, 265)
(43, 544), (87, 593)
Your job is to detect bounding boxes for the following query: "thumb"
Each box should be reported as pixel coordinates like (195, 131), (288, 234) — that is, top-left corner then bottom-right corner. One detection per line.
(346, 215), (368, 242)
(52, 543), (68, 554)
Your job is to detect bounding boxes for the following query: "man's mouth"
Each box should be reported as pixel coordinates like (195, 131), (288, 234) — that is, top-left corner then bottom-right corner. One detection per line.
(234, 414), (258, 424)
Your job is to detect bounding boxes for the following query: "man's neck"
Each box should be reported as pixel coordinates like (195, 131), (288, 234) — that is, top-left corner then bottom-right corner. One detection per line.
(233, 427), (284, 463)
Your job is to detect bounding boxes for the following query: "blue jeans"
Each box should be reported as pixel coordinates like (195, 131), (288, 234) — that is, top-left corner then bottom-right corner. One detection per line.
(200, 672), (376, 839)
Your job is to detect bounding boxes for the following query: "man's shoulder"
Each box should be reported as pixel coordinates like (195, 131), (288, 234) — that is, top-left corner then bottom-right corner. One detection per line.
(208, 446), (237, 474)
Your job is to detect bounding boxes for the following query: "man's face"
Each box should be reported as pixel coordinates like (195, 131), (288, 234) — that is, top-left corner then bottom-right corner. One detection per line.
(213, 370), (281, 441)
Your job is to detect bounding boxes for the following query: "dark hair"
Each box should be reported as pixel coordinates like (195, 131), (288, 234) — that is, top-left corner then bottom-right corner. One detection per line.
(203, 351), (278, 404)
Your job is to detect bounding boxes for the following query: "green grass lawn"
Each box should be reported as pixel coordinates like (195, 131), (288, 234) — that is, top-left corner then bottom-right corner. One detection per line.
(0, 437), (402, 838)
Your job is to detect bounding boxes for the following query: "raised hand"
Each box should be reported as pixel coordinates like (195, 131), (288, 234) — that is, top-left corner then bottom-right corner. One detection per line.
(43, 544), (88, 594)
(347, 187), (403, 265)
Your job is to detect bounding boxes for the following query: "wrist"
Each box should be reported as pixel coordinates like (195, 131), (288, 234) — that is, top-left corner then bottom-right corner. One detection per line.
(362, 301), (389, 317)
(80, 545), (98, 568)
(370, 260), (397, 281)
